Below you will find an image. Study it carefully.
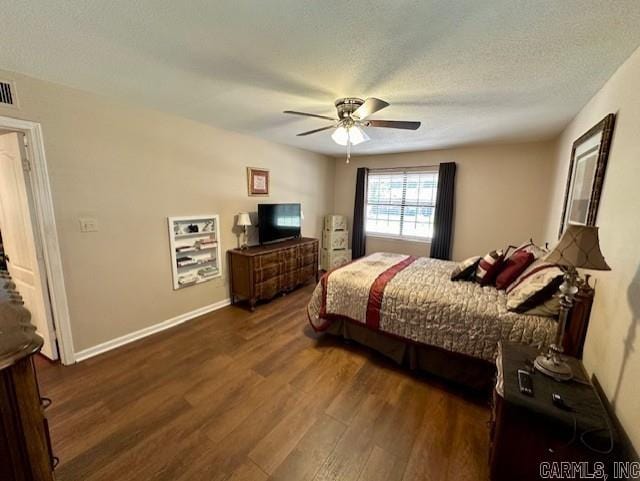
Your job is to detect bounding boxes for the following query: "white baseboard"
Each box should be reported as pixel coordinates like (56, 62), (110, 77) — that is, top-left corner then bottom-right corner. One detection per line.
(74, 298), (231, 362)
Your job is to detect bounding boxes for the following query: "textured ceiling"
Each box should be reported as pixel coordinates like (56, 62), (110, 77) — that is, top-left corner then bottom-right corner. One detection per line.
(2, 1), (640, 156)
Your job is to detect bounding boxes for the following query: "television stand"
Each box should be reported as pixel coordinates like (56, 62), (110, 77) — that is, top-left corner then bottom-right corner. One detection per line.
(228, 237), (319, 310)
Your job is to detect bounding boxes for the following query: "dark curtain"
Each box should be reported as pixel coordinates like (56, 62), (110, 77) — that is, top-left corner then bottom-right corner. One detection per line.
(352, 167), (368, 259)
(430, 162), (456, 260)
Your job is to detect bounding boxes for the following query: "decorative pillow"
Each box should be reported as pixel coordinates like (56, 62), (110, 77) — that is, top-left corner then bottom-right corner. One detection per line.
(475, 250), (505, 286)
(509, 241), (548, 260)
(495, 250), (535, 290)
(506, 261), (564, 313)
(451, 256), (482, 281)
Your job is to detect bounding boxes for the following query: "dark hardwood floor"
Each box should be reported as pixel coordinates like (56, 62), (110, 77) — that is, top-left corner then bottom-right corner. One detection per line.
(36, 284), (491, 481)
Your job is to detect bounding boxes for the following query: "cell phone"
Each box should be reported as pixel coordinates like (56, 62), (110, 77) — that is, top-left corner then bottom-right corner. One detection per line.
(518, 369), (534, 396)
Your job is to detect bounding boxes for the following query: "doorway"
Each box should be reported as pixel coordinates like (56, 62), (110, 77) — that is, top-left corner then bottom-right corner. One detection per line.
(0, 116), (74, 364)
(0, 131), (57, 358)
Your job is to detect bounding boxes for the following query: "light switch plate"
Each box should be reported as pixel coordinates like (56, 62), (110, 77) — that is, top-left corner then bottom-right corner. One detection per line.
(79, 218), (98, 232)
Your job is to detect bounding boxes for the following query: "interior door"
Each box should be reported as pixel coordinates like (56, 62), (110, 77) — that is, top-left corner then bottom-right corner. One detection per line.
(0, 132), (58, 359)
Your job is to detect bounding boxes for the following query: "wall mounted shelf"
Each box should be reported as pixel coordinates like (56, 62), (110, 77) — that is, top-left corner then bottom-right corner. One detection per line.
(168, 215), (221, 289)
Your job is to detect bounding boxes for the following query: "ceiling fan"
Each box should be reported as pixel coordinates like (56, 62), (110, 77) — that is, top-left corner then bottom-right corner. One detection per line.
(284, 97), (421, 163)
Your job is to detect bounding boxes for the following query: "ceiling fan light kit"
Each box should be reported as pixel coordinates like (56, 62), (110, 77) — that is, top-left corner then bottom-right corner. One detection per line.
(331, 125), (369, 146)
(284, 97), (421, 163)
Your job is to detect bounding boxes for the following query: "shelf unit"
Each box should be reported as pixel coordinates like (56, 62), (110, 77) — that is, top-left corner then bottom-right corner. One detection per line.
(168, 215), (222, 289)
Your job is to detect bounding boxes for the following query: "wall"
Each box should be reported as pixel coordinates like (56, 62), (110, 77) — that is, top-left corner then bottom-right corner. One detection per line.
(543, 46), (640, 451)
(333, 142), (556, 261)
(0, 69), (334, 354)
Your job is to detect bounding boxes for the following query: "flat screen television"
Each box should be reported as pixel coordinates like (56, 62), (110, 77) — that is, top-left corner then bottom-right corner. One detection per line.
(258, 203), (301, 245)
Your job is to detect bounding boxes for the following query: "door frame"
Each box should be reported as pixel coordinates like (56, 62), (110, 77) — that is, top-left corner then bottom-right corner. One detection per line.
(0, 115), (75, 364)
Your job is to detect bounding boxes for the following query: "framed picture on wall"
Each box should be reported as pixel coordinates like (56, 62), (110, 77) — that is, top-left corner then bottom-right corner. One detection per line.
(247, 167), (270, 196)
(558, 113), (616, 238)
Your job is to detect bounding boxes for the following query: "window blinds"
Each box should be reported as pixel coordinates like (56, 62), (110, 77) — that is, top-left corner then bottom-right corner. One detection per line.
(365, 168), (439, 240)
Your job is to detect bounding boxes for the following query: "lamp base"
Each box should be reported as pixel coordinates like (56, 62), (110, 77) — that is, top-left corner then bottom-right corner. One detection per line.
(534, 354), (573, 381)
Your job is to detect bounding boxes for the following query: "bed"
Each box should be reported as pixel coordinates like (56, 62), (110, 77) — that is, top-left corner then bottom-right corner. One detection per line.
(307, 252), (588, 390)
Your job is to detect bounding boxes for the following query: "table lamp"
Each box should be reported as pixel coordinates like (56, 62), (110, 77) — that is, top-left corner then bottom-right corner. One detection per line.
(237, 212), (252, 250)
(534, 225), (610, 381)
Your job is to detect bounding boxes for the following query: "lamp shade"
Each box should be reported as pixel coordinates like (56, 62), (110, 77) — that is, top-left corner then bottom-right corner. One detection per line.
(545, 225), (610, 271)
(348, 126), (369, 145)
(331, 125), (370, 146)
(237, 212), (252, 227)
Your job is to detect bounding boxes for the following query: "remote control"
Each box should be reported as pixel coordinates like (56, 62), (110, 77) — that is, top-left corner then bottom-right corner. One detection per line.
(518, 369), (534, 396)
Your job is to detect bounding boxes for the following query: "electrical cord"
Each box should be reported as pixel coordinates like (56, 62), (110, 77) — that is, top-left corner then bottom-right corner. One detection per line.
(548, 413), (577, 453)
(578, 391), (615, 455)
(550, 393), (615, 455)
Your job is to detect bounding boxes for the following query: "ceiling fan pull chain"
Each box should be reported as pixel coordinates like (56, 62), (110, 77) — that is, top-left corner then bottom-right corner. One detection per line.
(346, 131), (351, 163)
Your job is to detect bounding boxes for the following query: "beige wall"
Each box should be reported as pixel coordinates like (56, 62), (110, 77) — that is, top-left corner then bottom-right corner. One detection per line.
(333, 142), (556, 261)
(0, 69), (335, 353)
(543, 46), (640, 451)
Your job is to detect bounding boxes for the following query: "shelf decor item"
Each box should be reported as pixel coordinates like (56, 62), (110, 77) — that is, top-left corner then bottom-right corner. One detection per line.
(247, 167), (269, 196)
(558, 113), (616, 237)
(168, 215), (222, 290)
(236, 212), (252, 250)
(534, 225), (610, 381)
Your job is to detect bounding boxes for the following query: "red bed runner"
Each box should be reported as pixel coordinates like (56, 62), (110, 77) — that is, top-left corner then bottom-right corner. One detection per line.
(317, 255), (416, 331)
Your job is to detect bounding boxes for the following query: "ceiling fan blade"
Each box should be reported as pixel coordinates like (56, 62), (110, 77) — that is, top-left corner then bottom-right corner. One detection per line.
(353, 98), (390, 120)
(283, 110), (336, 121)
(366, 120), (421, 130)
(296, 125), (335, 136)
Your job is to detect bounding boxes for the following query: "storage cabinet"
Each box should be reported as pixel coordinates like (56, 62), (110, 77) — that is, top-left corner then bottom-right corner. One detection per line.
(324, 215), (347, 231)
(228, 238), (319, 310)
(320, 248), (352, 270)
(321, 214), (351, 271)
(322, 230), (348, 250)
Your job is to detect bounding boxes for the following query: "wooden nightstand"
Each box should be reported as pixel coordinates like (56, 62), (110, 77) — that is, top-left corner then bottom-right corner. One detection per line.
(489, 341), (618, 481)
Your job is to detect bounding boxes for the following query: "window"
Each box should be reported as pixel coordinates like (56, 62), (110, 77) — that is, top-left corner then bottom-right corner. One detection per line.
(365, 168), (438, 241)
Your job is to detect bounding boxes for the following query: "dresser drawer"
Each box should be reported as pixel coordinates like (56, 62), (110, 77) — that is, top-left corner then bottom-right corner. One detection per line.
(281, 258), (298, 273)
(300, 253), (316, 268)
(298, 264), (316, 284)
(299, 242), (318, 257)
(281, 271), (298, 290)
(256, 277), (280, 299)
(254, 264), (280, 283)
(255, 251), (280, 269)
(279, 246), (299, 262)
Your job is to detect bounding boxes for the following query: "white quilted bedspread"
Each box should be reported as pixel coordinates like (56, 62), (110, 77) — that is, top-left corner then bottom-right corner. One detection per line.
(308, 254), (557, 361)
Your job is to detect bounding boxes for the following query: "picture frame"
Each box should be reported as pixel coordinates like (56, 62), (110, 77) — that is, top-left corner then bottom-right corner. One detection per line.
(247, 167), (270, 196)
(558, 113), (616, 238)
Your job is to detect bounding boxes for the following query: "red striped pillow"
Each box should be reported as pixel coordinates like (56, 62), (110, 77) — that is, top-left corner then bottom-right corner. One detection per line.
(475, 249), (504, 286)
(495, 250), (535, 290)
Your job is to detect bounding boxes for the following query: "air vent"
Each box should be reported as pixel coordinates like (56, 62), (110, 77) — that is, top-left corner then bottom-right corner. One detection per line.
(0, 80), (17, 107)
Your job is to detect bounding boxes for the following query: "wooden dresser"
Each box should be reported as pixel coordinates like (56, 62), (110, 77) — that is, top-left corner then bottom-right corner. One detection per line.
(228, 237), (319, 310)
(0, 271), (56, 481)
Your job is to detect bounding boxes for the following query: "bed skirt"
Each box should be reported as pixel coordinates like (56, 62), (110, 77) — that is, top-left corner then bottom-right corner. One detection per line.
(325, 318), (496, 392)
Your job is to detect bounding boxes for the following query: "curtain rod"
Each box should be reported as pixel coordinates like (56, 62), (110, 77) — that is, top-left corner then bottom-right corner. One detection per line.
(369, 165), (439, 173)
